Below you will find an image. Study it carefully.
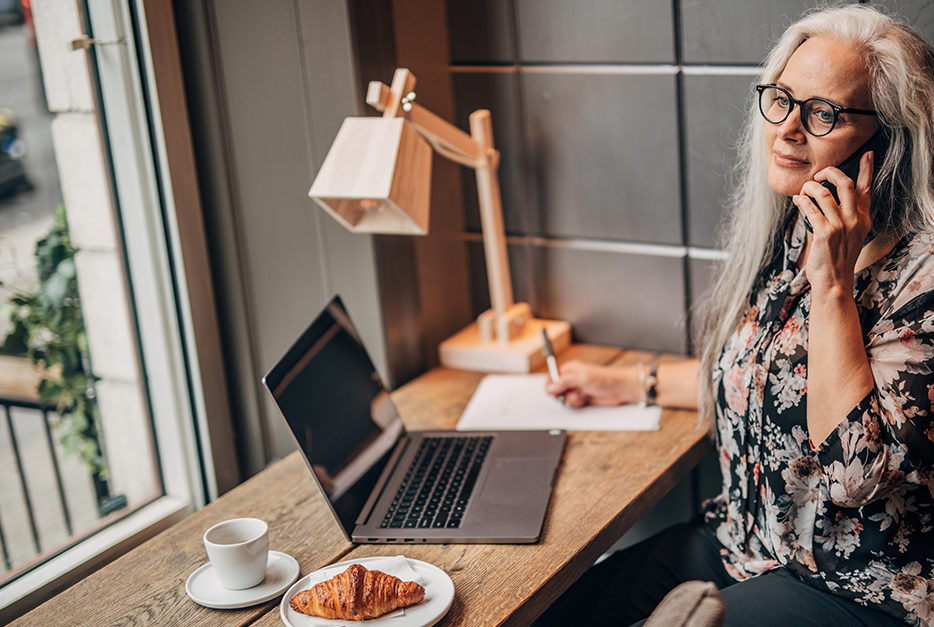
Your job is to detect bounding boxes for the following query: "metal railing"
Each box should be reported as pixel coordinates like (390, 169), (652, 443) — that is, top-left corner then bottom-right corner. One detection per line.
(0, 395), (122, 578)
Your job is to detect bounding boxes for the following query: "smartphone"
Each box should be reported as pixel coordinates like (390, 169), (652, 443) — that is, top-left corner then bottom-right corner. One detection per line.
(803, 128), (890, 231)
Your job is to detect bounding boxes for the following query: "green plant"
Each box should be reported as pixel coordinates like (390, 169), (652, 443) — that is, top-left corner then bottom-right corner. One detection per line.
(0, 204), (107, 478)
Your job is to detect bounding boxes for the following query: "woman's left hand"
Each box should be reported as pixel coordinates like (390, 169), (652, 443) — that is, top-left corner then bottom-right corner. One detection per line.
(792, 150), (874, 293)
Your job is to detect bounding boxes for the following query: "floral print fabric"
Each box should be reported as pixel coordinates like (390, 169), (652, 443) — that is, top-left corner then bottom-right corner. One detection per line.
(705, 215), (934, 625)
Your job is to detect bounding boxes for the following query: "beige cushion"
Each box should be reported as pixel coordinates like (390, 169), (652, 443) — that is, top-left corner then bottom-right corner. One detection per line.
(643, 581), (726, 627)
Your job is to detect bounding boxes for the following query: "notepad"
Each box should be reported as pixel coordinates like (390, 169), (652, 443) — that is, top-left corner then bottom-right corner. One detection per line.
(456, 374), (662, 432)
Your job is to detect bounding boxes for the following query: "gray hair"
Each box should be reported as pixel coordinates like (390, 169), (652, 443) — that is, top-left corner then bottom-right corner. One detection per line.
(696, 3), (934, 424)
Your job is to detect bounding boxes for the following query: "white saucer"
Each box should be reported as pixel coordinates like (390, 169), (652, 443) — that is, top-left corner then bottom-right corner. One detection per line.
(187, 550), (301, 609)
(280, 556), (454, 627)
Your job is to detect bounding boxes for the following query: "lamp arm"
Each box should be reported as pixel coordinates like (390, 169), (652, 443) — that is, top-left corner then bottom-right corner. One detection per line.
(367, 80), (481, 165)
(367, 76), (519, 344)
(421, 132), (481, 169)
(469, 110), (516, 342)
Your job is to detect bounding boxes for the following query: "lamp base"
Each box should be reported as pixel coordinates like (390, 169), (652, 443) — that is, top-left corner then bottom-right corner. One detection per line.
(439, 315), (571, 373)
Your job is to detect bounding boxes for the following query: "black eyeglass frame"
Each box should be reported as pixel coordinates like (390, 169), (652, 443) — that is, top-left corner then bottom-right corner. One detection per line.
(755, 84), (878, 137)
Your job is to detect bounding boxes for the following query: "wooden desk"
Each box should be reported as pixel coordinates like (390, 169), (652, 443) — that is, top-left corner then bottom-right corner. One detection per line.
(10, 346), (710, 627)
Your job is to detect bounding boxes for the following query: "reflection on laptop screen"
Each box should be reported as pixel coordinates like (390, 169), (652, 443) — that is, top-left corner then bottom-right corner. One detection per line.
(264, 298), (403, 531)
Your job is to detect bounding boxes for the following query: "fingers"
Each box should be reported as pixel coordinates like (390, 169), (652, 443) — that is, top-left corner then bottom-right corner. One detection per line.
(797, 158), (871, 232)
(793, 187), (829, 231)
(545, 360), (584, 396)
(803, 172), (850, 219)
(855, 150), (874, 196)
(562, 389), (589, 408)
(806, 151), (874, 220)
(545, 360), (603, 407)
(544, 361), (634, 407)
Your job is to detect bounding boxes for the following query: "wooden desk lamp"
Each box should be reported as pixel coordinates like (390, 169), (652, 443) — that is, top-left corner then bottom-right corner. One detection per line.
(309, 68), (570, 372)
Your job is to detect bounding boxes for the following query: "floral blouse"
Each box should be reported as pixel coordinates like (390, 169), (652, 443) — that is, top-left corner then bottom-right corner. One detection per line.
(705, 214), (934, 626)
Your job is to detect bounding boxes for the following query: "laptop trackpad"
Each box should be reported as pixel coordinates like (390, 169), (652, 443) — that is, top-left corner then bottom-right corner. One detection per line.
(480, 459), (555, 500)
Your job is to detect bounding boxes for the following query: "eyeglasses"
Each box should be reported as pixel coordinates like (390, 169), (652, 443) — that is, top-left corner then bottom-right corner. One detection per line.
(756, 84), (877, 137)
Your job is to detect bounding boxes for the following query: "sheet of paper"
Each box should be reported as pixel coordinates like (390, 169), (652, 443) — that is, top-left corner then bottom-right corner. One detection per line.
(456, 373), (661, 432)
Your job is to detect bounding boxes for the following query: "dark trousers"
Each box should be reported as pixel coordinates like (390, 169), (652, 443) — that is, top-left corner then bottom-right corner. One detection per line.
(534, 518), (904, 627)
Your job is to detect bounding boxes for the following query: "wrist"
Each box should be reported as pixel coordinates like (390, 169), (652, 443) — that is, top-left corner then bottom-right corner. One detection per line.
(807, 261), (857, 298)
(615, 366), (642, 405)
(810, 280), (854, 307)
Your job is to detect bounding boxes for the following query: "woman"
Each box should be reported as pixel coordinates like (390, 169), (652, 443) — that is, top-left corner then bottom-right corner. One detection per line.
(542, 5), (934, 626)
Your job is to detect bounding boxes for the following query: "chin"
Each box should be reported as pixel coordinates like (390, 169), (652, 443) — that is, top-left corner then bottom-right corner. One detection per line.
(767, 176), (801, 198)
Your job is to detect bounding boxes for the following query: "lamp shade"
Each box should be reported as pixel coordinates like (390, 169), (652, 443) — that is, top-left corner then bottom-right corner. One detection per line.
(309, 117), (432, 235)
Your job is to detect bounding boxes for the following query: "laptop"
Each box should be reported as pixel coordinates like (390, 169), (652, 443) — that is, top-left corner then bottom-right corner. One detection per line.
(262, 295), (566, 544)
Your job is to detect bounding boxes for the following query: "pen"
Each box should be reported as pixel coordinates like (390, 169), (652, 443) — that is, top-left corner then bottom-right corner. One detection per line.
(541, 328), (565, 403)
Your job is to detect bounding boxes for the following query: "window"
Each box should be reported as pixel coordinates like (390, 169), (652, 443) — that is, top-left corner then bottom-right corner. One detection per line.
(0, 0), (232, 618)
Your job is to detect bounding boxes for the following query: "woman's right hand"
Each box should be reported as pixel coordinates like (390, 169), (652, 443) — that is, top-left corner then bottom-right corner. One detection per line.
(545, 360), (639, 408)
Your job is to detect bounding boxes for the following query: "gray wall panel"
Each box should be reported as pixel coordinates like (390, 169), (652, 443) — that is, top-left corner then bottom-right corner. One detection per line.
(523, 71), (682, 244)
(533, 246), (687, 353)
(680, 0), (831, 65)
(452, 71), (528, 234)
(516, 0), (675, 63)
(447, 0), (515, 64)
(683, 72), (755, 249)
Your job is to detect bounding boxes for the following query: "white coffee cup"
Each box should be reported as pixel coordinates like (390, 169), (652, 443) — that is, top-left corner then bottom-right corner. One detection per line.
(203, 518), (269, 590)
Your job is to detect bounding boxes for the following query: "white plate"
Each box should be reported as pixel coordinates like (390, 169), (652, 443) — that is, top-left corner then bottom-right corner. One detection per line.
(280, 556), (454, 627)
(186, 550), (301, 609)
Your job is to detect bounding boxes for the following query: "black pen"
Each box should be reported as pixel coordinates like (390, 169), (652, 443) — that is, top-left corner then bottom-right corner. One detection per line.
(541, 328), (565, 403)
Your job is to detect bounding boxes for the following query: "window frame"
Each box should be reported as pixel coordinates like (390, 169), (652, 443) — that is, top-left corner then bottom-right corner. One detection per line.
(0, 0), (236, 617)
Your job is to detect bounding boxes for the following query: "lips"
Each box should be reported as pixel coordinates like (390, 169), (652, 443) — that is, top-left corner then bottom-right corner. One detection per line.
(773, 151), (809, 167)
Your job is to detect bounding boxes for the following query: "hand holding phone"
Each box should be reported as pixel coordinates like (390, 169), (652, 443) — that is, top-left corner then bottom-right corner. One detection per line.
(803, 129), (889, 232)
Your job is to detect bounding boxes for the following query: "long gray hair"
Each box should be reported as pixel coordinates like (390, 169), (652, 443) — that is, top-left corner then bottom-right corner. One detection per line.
(695, 3), (934, 424)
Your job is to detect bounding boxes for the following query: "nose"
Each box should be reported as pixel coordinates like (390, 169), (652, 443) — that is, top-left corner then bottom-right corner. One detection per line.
(776, 105), (806, 141)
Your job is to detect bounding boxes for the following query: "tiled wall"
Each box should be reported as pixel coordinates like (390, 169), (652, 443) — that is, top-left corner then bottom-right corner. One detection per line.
(447, 0), (934, 355)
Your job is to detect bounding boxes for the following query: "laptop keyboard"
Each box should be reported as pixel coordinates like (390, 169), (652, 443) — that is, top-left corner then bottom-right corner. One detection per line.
(380, 435), (492, 530)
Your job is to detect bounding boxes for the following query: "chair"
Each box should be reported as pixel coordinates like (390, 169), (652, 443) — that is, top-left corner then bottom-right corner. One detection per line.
(644, 580), (726, 627)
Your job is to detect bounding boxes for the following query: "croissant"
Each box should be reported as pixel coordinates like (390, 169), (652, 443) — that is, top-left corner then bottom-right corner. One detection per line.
(290, 563), (426, 621)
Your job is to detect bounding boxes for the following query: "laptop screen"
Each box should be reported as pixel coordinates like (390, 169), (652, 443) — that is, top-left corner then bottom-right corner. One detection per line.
(262, 296), (404, 533)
